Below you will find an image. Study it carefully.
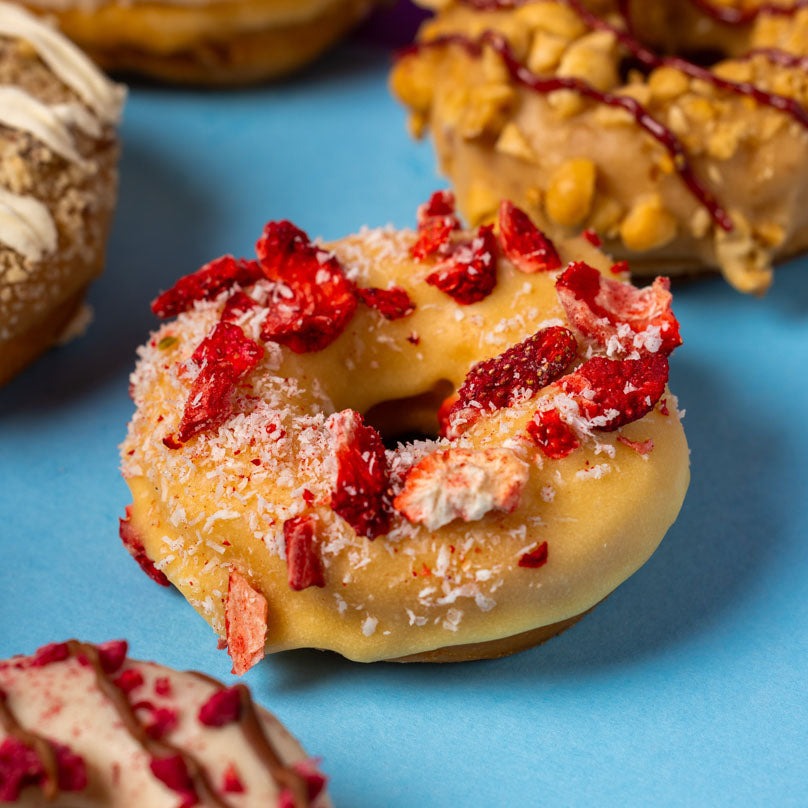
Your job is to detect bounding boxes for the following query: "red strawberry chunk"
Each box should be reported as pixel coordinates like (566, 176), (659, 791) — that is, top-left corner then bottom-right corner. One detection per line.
(198, 686), (242, 727)
(518, 541), (549, 569)
(119, 505), (170, 586)
(113, 668), (144, 695)
(96, 640), (128, 674)
(220, 290), (259, 323)
(527, 408), (580, 459)
(225, 571), (267, 676)
(284, 515), (326, 591)
(357, 286), (415, 320)
(498, 201), (561, 273)
(560, 354), (670, 431)
(556, 262), (681, 356)
(151, 256), (263, 319)
(170, 322), (263, 445)
(444, 326), (577, 438)
(149, 754), (198, 808)
(221, 763), (245, 794)
(327, 410), (393, 539)
(30, 642), (69, 667)
(411, 190), (460, 260)
(426, 224), (499, 305)
(0, 736), (87, 801)
(256, 220), (357, 353)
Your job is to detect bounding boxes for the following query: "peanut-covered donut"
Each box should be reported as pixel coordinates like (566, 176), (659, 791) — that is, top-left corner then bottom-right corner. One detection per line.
(15, 0), (378, 85)
(119, 194), (689, 668)
(391, 0), (808, 293)
(0, 2), (123, 386)
(0, 639), (331, 806)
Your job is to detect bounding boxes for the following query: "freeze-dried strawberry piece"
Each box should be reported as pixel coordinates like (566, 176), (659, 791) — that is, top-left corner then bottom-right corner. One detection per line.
(527, 408), (580, 459)
(617, 435), (655, 455)
(0, 736), (87, 801)
(96, 640), (128, 674)
(149, 754), (198, 808)
(113, 668), (144, 694)
(170, 322), (263, 445)
(293, 760), (328, 800)
(411, 190), (460, 260)
(498, 201), (561, 273)
(221, 764), (245, 794)
(30, 642), (69, 667)
(556, 262), (681, 356)
(256, 220), (357, 353)
(151, 256), (263, 319)
(119, 506), (170, 587)
(518, 542), (549, 569)
(394, 448), (529, 531)
(140, 706), (178, 740)
(327, 410), (393, 539)
(198, 686), (242, 727)
(221, 290), (259, 323)
(283, 515), (326, 591)
(444, 326), (577, 438)
(426, 224), (499, 305)
(225, 571), (267, 676)
(559, 353), (670, 431)
(357, 286), (415, 320)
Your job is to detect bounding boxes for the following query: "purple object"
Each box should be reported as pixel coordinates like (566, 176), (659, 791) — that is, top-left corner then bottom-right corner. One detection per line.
(355, 0), (432, 47)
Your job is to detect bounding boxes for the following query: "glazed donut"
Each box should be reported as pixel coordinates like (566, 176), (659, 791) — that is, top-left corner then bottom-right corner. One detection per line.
(119, 193), (689, 668)
(0, 2), (123, 386)
(0, 639), (331, 806)
(15, 0), (379, 85)
(390, 0), (808, 293)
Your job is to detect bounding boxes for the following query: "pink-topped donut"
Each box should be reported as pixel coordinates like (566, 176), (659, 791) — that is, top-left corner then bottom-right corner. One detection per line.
(119, 194), (689, 667)
(0, 639), (330, 806)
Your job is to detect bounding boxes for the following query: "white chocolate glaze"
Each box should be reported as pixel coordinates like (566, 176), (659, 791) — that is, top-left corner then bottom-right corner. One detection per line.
(0, 187), (57, 262)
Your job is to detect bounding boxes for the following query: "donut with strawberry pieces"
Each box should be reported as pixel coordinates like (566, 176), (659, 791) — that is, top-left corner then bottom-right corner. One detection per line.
(0, 639), (330, 806)
(120, 193), (689, 666)
(391, 0), (808, 293)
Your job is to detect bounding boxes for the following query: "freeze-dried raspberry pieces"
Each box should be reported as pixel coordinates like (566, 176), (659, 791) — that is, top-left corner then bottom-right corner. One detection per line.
(444, 325), (578, 437)
(256, 220), (357, 353)
(225, 571), (268, 676)
(518, 541), (549, 569)
(426, 224), (499, 305)
(220, 290), (259, 322)
(283, 515), (326, 591)
(0, 734), (87, 802)
(169, 322), (263, 445)
(357, 286), (415, 320)
(411, 190), (460, 260)
(394, 448), (529, 531)
(498, 200), (561, 273)
(556, 262), (681, 356)
(119, 506), (170, 586)
(151, 255), (263, 319)
(149, 754), (198, 808)
(327, 409), (393, 539)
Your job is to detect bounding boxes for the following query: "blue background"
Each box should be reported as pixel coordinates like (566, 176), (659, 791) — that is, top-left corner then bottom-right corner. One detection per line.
(1, 12), (806, 807)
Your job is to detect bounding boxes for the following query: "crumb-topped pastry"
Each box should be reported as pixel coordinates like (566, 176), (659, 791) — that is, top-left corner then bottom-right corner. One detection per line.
(0, 639), (331, 806)
(14, 0), (379, 85)
(391, 0), (808, 293)
(120, 194), (689, 668)
(0, 1), (123, 385)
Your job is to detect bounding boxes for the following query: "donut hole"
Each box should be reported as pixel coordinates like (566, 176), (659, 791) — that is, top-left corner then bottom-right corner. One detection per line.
(362, 378), (454, 448)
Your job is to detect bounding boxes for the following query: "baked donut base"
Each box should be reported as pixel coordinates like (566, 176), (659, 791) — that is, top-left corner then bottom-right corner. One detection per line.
(0, 285), (87, 387)
(391, 607), (593, 663)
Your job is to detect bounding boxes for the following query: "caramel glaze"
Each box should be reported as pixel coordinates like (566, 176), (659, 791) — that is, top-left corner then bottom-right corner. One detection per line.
(406, 0), (808, 233)
(1, 641), (312, 807)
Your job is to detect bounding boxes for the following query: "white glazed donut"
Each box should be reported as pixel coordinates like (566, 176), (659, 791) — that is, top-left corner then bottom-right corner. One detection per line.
(0, 639), (331, 806)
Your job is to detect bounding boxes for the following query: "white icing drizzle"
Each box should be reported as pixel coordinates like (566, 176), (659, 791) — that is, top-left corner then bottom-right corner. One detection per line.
(0, 187), (57, 262)
(0, 86), (85, 164)
(0, 2), (124, 262)
(0, 2), (124, 124)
